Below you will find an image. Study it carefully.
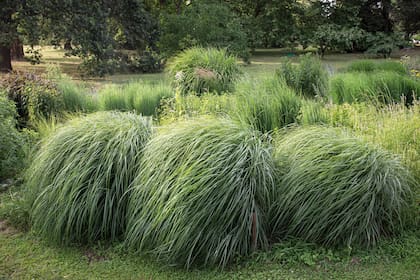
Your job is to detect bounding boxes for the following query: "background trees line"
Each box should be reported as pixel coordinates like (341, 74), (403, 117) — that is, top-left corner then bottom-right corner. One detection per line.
(1, 0), (419, 75)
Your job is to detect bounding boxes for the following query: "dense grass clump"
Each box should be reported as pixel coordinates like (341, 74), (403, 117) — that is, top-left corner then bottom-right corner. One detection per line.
(125, 118), (276, 268)
(98, 82), (173, 116)
(270, 127), (413, 247)
(233, 77), (302, 133)
(168, 47), (241, 95)
(26, 112), (151, 244)
(347, 60), (408, 75)
(330, 71), (420, 104)
(276, 54), (328, 98)
(0, 92), (25, 179)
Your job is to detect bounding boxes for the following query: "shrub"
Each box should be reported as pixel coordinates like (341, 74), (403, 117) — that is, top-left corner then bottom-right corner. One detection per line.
(159, 2), (250, 61)
(233, 77), (302, 133)
(125, 118), (276, 268)
(270, 127), (413, 246)
(276, 54), (328, 98)
(98, 82), (173, 116)
(168, 47), (241, 96)
(0, 92), (25, 179)
(330, 71), (420, 104)
(0, 71), (64, 128)
(347, 60), (408, 75)
(26, 112), (151, 244)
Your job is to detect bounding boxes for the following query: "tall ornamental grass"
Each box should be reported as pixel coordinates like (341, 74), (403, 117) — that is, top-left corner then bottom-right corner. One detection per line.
(26, 112), (151, 244)
(276, 54), (328, 98)
(168, 47), (241, 95)
(125, 118), (276, 268)
(330, 71), (420, 104)
(270, 127), (413, 247)
(233, 77), (302, 133)
(98, 82), (173, 116)
(347, 60), (408, 75)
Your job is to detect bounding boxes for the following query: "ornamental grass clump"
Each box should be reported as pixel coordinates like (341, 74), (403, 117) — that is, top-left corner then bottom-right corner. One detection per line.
(26, 112), (151, 244)
(347, 60), (408, 75)
(168, 47), (241, 95)
(233, 77), (302, 133)
(270, 127), (413, 247)
(125, 118), (276, 268)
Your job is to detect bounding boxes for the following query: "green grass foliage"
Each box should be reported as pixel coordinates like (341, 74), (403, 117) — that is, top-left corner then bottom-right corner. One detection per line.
(98, 82), (173, 116)
(233, 77), (302, 133)
(26, 112), (152, 244)
(125, 118), (276, 268)
(0, 92), (25, 179)
(276, 54), (328, 98)
(168, 47), (241, 95)
(347, 60), (408, 75)
(270, 127), (413, 247)
(330, 71), (420, 104)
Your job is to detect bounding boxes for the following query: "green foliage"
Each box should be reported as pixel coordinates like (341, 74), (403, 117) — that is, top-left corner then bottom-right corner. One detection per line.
(298, 99), (328, 125)
(347, 60), (408, 75)
(0, 92), (25, 179)
(159, 1), (250, 61)
(0, 71), (64, 128)
(168, 47), (241, 96)
(26, 112), (152, 244)
(270, 127), (413, 247)
(233, 77), (302, 133)
(330, 71), (420, 104)
(97, 82), (173, 116)
(276, 54), (328, 98)
(125, 117), (276, 268)
(365, 32), (404, 58)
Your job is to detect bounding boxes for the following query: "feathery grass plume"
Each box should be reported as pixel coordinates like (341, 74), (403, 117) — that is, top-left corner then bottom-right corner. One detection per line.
(233, 77), (302, 133)
(347, 60), (408, 75)
(125, 117), (276, 268)
(329, 71), (420, 104)
(26, 112), (152, 244)
(270, 126), (413, 247)
(167, 47), (241, 95)
(98, 82), (173, 116)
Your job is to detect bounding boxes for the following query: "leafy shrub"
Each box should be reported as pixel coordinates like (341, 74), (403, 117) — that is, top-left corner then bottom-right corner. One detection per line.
(26, 112), (151, 244)
(0, 71), (64, 128)
(159, 1), (250, 61)
(233, 77), (302, 133)
(276, 54), (328, 98)
(98, 82), (173, 116)
(270, 127), (413, 246)
(330, 71), (420, 104)
(125, 118), (276, 268)
(347, 60), (408, 75)
(0, 93), (25, 179)
(365, 32), (404, 58)
(168, 47), (241, 96)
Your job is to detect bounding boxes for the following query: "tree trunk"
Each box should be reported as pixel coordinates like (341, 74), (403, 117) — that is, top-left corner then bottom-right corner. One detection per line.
(64, 39), (73, 50)
(0, 45), (12, 72)
(11, 40), (24, 60)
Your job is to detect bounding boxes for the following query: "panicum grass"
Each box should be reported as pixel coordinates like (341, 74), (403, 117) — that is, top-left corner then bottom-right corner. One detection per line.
(233, 77), (302, 133)
(97, 82), (173, 116)
(347, 60), (408, 75)
(270, 126), (413, 247)
(26, 112), (152, 244)
(167, 47), (241, 95)
(125, 117), (276, 268)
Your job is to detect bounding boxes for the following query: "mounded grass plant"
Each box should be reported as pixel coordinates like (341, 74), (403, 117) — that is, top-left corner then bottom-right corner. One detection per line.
(168, 47), (241, 95)
(98, 82), (173, 116)
(347, 60), (408, 75)
(26, 112), (152, 244)
(233, 77), (302, 133)
(125, 117), (276, 268)
(330, 71), (420, 104)
(270, 127), (413, 247)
